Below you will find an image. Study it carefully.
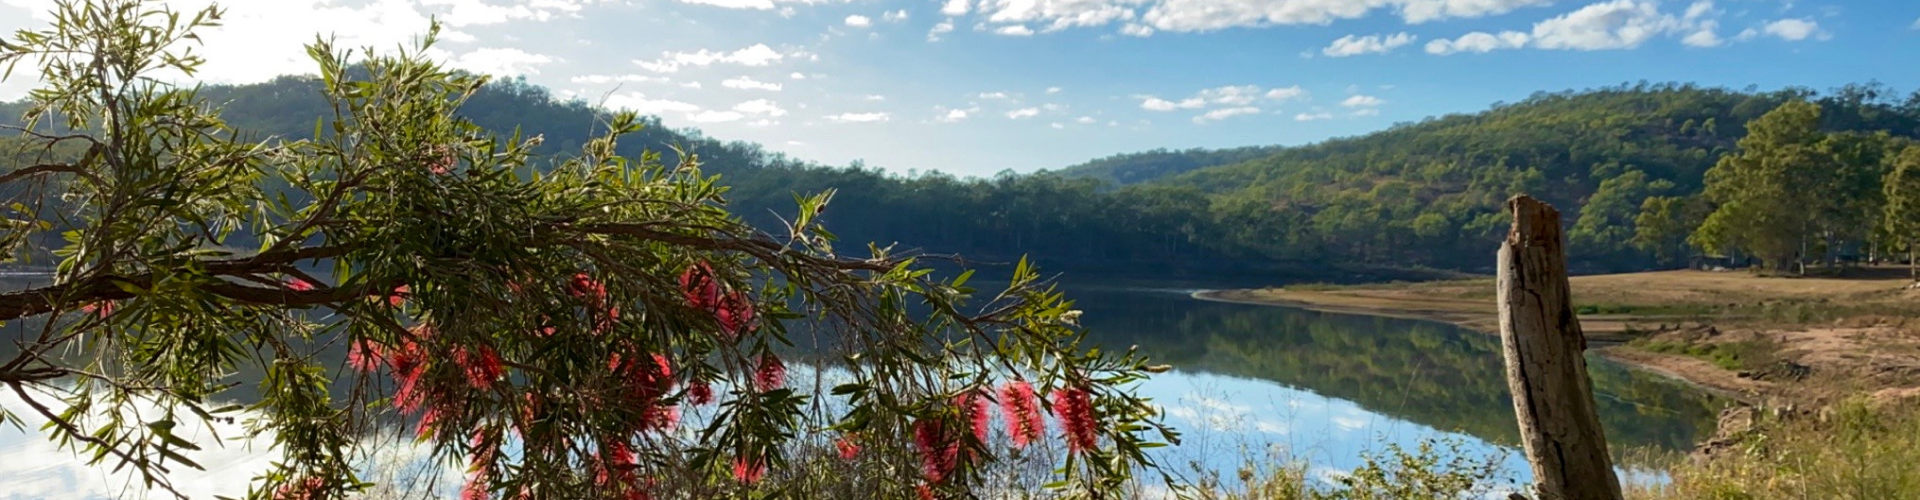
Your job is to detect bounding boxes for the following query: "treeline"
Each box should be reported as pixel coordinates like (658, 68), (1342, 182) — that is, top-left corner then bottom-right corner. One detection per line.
(9, 75), (1920, 275)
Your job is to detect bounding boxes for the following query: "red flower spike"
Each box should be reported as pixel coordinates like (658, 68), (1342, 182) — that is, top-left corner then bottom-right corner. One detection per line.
(388, 285), (410, 307)
(753, 355), (785, 392)
(272, 476), (326, 500)
(347, 339), (385, 373)
(286, 278), (316, 291)
(461, 469), (490, 500)
(912, 418), (961, 483)
(455, 346), (504, 390)
(568, 272), (607, 303)
(835, 435), (861, 460)
(686, 381), (715, 406)
(999, 381), (1045, 448)
(1052, 387), (1099, 453)
(80, 301), (116, 317)
(715, 290), (755, 338)
(678, 262), (720, 311)
(956, 390), (991, 442)
(417, 405), (443, 439)
(731, 457), (767, 484)
(916, 484), (937, 500)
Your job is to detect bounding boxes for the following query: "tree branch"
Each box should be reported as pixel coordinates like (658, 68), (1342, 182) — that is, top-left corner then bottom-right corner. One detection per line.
(0, 244), (356, 321)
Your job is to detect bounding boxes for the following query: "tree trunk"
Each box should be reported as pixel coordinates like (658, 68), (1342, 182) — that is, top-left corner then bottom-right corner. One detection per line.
(1496, 195), (1625, 500)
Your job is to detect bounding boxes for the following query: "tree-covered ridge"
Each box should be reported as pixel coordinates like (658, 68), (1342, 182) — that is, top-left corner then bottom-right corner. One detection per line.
(1152, 83), (1920, 272)
(11, 73), (1918, 275)
(1053, 145), (1286, 186)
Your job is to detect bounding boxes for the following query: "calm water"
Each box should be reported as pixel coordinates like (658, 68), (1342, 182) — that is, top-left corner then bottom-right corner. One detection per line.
(0, 276), (1721, 498)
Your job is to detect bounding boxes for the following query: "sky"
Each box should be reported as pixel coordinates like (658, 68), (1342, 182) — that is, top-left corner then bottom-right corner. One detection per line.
(1, 0), (1916, 177)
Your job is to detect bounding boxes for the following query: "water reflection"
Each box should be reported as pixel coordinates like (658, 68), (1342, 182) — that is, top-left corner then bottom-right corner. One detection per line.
(0, 276), (1719, 497)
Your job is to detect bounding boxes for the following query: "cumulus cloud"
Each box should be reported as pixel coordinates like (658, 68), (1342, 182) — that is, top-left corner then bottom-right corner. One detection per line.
(1341, 95), (1385, 107)
(445, 48), (555, 76)
(1321, 32), (1416, 57)
(845, 15), (872, 27)
(1139, 85), (1305, 112)
(936, 108), (972, 122)
(634, 44), (787, 73)
(1295, 111), (1334, 121)
(994, 24), (1035, 36)
(883, 9), (909, 21)
(943, 0), (971, 16)
(977, 91), (1013, 99)
(688, 110), (745, 123)
(1193, 106), (1260, 124)
(571, 74), (667, 84)
(604, 93), (702, 116)
(929, 19), (957, 40)
(1760, 18), (1822, 41)
(1425, 30), (1530, 54)
(1046, 86), (1063, 94)
(956, 0), (1549, 37)
(826, 112), (891, 123)
(790, 72), (808, 79)
(721, 76), (783, 91)
(1075, 116), (1097, 124)
(673, 0), (854, 10)
(1007, 107), (1041, 119)
(732, 99), (789, 116)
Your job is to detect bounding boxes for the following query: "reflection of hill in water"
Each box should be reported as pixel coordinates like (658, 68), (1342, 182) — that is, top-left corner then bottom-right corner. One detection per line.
(1072, 289), (1724, 452)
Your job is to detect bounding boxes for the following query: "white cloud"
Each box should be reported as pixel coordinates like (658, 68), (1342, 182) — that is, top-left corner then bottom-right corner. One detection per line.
(722, 76), (783, 91)
(733, 99), (789, 116)
(1530, 0), (1676, 50)
(1295, 111), (1334, 121)
(884, 9), (910, 21)
(943, 0), (971, 16)
(1912, 17), (1920, 30)
(1352, 108), (1381, 116)
(681, 81), (704, 89)
(1193, 106), (1260, 124)
(672, 0), (848, 10)
(1050, 122), (1065, 129)
(444, 47), (555, 76)
(688, 110), (745, 123)
(1321, 32), (1416, 57)
(977, 91), (1013, 99)
(1425, 30), (1530, 54)
(1264, 86), (1307, 101)
(571, 74), (668, 84)
(960, 0), (1551, 36)
(937, 108), (972, 122)
(1075, 116), (1097, 124)
(827, 112), (892, 123)
(1046, 86), (1063, 94)
(1007, 107), (1041, 119)
(995, 24), (1036, 36)
(1341, 95), (1385, 107)
(1139, 85), (1301, 112)
(1681, 20), (1723, 47)
(845, 14), (873, 27)
(865, 94), (887, 101)
(790, 72), (808, 79)
(929, 19), (957, 40)
(1119, 23), (1155, 36)
(605, 93), (701, 116)
(1761, 18), (1822, 41)
(634, 44), (786, 73)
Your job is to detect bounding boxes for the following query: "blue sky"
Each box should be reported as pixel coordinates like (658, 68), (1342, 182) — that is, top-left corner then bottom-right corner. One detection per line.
(1, 0), (1916, 177)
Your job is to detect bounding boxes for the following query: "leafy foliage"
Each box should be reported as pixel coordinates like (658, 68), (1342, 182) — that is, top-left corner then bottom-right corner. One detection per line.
(0, 2), (1178, 499)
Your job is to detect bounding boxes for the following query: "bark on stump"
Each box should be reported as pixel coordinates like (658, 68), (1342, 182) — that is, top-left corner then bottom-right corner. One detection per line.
(1496, 195), (1624, 500)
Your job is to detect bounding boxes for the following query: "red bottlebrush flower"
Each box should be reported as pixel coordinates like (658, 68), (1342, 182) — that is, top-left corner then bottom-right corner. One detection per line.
(731, 457), (767, 484)
(286, 277), (316, 291)
(417, 405), (443, 438)
(642, 404), (680, 431)
(594, 306), (620, 335)
(715, 290), (754, 338)
(679, 262), (720, 310)
(1052, 387), (1098, 453)
(388, 285), (410, 307)
(916, 484), (937, 500)
(80, 301), (116, 317)
(835, 435), (861, 460)
(347, 339), (385, 373)
(686, 380), (715, 406)
(753, 355), (785, 392)
(956, 390), (991, 442)
(460, 474), (489, 500)
(913, 418), (961, 483)
(387, 340), (424, 379)
(569, 272), (607, 303)
(999, 381), (1045, 448)
(455, 346), (504, 390)
(517, 392), (542, 433)
(272, 476), (326, 500)
(429, 145), (456, 175)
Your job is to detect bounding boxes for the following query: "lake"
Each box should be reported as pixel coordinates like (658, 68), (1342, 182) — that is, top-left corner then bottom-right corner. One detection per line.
(0, 276), (1721, 498)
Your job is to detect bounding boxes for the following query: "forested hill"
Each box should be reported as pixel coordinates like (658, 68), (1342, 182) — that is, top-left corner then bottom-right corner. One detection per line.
(6, 77), (1919, 277)
(1083, 83), (1920, 272)
(1053, 145), (1284, 186)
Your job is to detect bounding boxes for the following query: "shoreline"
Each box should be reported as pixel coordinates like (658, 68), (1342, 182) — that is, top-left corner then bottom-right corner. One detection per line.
(1190, 288), (1765, 403)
